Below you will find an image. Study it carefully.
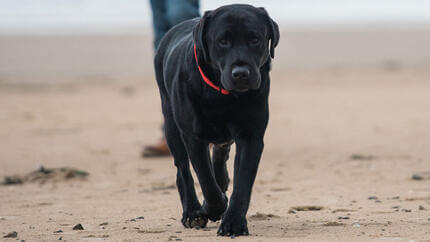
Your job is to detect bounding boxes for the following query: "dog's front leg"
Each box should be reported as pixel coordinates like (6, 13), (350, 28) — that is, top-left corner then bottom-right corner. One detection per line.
(217, 137), (264, 236)
(182, 135), (228, 221)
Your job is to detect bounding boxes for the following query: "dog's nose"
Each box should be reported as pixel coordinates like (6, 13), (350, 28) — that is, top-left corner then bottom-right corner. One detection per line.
(231, 66), (250, 80)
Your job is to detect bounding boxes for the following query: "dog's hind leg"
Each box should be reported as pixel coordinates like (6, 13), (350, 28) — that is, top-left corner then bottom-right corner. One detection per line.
(212, 142), (232, 193)
(164, 113), (208, 228)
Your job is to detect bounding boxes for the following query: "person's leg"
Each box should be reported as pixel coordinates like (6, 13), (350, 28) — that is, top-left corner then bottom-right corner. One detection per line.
(143, 0), (200, 158)
(150, 0), (170, 50)
(166, 0), (200, 27)
(143, 0), (171, 158)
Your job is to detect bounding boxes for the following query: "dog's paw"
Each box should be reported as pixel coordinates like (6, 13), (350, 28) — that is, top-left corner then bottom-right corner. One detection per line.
(202, 194), (228, 221)
(217, 212), (249, 236)
(181, 209), (208, 229)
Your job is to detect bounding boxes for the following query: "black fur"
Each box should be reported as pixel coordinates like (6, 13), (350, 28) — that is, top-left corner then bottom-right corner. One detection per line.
(153, 4), (279, 236)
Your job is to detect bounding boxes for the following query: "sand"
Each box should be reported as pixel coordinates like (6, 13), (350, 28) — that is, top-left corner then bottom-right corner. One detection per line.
(1, 33), (430, 240)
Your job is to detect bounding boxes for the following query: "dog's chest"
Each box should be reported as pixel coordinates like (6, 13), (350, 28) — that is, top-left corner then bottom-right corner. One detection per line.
(193, 108), (234, 143)
(196, 119), (232, 143)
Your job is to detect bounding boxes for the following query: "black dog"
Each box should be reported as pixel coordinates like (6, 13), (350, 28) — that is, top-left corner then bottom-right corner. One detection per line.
(154, 4), (279, 236)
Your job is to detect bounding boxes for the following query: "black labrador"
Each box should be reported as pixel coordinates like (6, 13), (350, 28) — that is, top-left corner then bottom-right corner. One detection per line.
(153, 4), (279, 236)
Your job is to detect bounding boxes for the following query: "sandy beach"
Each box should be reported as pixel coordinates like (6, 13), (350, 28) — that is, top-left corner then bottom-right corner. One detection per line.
(1, 31), (430, 241)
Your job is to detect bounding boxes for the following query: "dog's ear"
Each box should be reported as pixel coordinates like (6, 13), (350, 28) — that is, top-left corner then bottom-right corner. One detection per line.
(193, 10), (213, 63)
(259, 7), (279, 58)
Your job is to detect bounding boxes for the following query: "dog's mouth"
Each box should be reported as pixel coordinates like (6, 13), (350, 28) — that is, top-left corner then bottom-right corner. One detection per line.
(220, 81), (250, 93)
(221, 74), (260, 93)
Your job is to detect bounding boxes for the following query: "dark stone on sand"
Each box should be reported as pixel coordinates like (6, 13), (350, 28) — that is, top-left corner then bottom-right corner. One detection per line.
(72, 224), (84, 230)
(1, 176), (23, 185)
(332, 209), (356, 213)
(412, 174), (423, 180)
(323, 221), (345, 226)
(136, 216), (145, 220)
(419, 205), (426, 210)
(1, 166), (89, 186)
(54, 230), (63, 233)
(3, 231), (18, 238)
(291, 206), (324, 211)
(249, 212), (280, 221)
(350, 154), (375, 160)
(338, 216), (350, 220)
(411, 171), (430, 181)
(368, 196), (378, 200)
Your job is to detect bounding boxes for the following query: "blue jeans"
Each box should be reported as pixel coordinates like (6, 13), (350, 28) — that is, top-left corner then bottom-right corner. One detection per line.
(150, 0), (200, 50)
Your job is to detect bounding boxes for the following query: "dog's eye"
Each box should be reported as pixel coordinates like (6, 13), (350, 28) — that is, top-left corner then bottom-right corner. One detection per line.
(218, 39), (230, 47)
(249, 38), (260, 46)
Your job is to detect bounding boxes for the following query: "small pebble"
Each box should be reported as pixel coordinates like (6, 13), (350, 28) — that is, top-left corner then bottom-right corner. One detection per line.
(72, 224), (84, 230)
(54, 230), (63, 233)
(368, 196), (378, 200)
(288, 209), (296, 214)
(412, 174), (423, 180)
(3, 231), (17, 238)
(338, 216), (350, 220)
(419, 205), (426, 210)
(323, 221), (345, 226)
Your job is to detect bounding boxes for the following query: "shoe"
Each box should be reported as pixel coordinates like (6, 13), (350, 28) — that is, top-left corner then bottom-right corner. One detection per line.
(142, 139), (171, 158)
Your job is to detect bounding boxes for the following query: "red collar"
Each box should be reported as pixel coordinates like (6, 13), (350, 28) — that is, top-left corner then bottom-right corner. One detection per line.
(194, 45), (229, 95)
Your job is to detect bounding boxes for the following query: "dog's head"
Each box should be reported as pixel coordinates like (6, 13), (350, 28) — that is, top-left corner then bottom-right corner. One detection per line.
(193, 4), (279, 93)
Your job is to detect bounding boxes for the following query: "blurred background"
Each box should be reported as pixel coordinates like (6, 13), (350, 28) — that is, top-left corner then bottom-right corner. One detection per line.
(1, 1), (430, 240)
(1, 0), (430, 84)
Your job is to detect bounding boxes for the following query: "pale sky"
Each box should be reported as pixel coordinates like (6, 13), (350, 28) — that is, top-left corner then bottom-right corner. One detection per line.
(1, 0), (430, 34)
